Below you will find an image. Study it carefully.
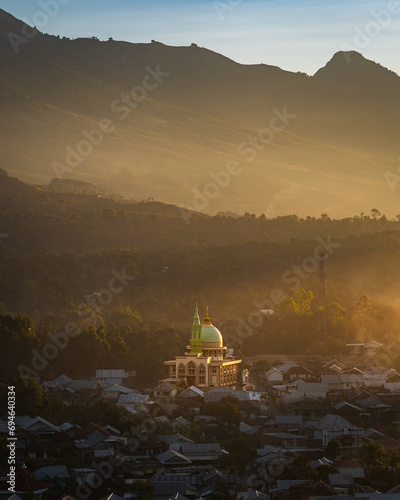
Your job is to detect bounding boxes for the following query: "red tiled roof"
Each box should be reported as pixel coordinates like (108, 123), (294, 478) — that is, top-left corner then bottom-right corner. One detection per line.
(275, 468), (306, 481)
(74, 422), (110, 439)
(16, 468), (49, 492)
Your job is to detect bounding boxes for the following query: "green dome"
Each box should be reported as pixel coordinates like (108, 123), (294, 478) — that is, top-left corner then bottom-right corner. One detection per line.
(201, 324), (223, 346)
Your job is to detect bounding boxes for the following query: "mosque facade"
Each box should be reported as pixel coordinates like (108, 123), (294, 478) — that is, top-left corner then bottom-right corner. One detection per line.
(164, 306), (242, 388)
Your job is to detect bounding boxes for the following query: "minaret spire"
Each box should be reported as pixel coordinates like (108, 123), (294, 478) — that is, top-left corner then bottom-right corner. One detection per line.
(192, 303), (201, 326)
(190, 303), (203, 354)
(203, 306), (212, 325)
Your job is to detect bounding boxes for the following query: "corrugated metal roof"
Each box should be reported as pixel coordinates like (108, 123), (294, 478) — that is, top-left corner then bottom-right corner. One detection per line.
(316, 414), (357, 431)
(118, 393), (150, 404)
(84, 434), (111, 448)
(328, 473), (354, 486)
(180, 443), (222, 456)
(277, 362), (299, 373)
(15, 416), (34, 427)
(322, 359), (346, 369)
(233, 391), (263, 401)
(102, 384), (134, 394)
(55, 374), (72, 384)
(172, 417), (190, 426)
(240, 422), (258, 434)
(96, 370), (127, 378)
(68, 380), (100, 390)
(154, 381), (177, 393)
(357, 396), (389, 408)
(33, 465), (71, 480)
(266, 367), (283, 376)
(158, 434), (194, 445)
(334, 401), (362, 411)
(152, 473), (200, 484)
(177, 386), (204, 398)
(384, 382), (400, 392)
(310, 457), (333, 469)
(296, 383), (329, 393)
(156, 449), (192, 464)
(264, 432), (306, 440)
(22, 416), (59, 432)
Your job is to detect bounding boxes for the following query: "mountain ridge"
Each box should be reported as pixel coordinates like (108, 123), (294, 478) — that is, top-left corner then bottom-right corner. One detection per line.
(1, 9), (400, 217)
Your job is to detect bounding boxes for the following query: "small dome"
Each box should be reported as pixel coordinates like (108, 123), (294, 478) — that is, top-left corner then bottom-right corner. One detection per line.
(201, 324), (223, 347)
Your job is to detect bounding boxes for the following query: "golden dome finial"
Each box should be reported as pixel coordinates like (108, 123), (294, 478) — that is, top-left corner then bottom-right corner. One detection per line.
(203, 306), (212, 325)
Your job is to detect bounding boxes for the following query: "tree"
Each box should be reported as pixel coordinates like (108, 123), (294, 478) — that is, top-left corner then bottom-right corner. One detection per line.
(359, 442), (387, 468)
(9, 378), (46, 416)
(325, 439), (341, 459)
(310, 464), (340, 482)
(203, 396), (241, 435)
(277, 288), (314, 317)
(292, 454), (311, 477)
(252, 360), (271, 375)
(326, 302), (347, 328)
(251, 360), (271, 385)
(218, 435), (257, 472)
(371, 208), (381, 219)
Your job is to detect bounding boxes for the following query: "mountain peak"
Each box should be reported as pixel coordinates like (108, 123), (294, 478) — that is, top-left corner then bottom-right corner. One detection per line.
(315, 50), (399, 78)
(315, 50), (370, 75)
(314, 51), (400, 113)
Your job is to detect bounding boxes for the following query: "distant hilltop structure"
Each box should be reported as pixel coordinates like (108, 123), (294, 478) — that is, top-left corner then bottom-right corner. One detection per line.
(164, 305), (241, 389)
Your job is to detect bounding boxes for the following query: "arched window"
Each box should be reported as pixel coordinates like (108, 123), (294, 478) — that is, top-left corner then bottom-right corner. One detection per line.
(198, 364), (206, 385)
(178, 364), (185, 376)
(188, 362), (196, 376)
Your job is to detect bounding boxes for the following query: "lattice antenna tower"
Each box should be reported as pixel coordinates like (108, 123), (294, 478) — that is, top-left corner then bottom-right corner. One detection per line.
(318, 251), (328, 335)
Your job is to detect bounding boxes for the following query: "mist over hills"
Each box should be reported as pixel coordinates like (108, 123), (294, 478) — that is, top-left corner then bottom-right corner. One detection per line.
(1, 9), (400, 217)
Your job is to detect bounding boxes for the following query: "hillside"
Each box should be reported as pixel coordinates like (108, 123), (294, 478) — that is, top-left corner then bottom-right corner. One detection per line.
(1, 170), (400, 327)
(1, 9), (400, 217)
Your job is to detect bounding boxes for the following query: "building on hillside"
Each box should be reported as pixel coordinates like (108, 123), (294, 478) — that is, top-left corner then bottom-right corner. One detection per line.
(345, 340), (383, 356)
(164, 305), (241, 389)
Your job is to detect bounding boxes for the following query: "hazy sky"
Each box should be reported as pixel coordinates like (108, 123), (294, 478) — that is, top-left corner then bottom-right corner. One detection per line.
(2, 0), (400, 74)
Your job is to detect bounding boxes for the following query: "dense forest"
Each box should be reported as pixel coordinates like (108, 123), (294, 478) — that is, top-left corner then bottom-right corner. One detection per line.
(1, 169), (400, 385)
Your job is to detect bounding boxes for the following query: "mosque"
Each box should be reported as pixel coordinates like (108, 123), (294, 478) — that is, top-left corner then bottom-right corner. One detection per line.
(164, 305), (242, 389)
